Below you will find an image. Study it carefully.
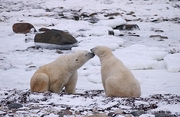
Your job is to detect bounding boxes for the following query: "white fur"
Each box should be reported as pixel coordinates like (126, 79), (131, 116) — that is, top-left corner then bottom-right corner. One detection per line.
(30, 50), (94, 93)
(91, 46), (141, 97)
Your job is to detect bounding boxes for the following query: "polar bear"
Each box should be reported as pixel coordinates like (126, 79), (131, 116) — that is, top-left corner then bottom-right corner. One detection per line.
(90, 46), (141, 97)
(30, 50), (94, 93)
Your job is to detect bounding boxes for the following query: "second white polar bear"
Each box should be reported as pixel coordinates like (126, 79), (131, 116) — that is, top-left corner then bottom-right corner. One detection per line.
(30, 50), (94, 93)
(91, 46), (141, 97)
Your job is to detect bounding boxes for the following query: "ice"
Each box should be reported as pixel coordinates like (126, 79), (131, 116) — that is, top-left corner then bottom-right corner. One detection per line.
(94, 17), (127, 28)
(139, 114), (155, 117)
(164, 53), (180, 72)
(72, 35), (124, 51)
(114, 44), (168, 70)
(81, 25), (113, 36)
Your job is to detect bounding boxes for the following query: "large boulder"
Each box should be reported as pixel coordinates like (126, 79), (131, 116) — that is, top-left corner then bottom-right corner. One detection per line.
(12, 23), (36, 33)
(34, 29), (78, 50)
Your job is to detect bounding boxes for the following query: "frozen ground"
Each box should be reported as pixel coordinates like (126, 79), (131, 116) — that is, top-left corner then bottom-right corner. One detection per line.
(0, 0), (180, 116)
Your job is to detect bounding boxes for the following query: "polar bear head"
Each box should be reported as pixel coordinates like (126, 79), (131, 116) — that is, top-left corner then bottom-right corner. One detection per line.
(69, 50), (95, 69)
(90, 46), (113, 58)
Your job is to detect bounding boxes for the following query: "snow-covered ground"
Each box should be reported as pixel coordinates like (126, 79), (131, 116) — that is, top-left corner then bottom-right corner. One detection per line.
(0, 0), (180, 116)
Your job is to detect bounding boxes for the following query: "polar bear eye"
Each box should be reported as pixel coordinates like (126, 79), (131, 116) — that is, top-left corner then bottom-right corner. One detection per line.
(75, 59), (78, 62)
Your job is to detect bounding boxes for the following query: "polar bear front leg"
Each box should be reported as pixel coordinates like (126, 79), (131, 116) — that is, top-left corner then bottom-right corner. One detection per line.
(65, 71), (78, 94)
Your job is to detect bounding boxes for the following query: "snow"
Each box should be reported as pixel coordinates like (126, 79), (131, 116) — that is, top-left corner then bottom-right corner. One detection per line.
(94, 17), (127, 28)
(164, 53), (180, 72)
(153, 104), (180, 114)
(140, 114), (155, 117)
(0, 0), (180, 116)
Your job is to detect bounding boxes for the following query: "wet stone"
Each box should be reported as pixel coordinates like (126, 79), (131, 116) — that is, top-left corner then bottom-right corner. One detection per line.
(114, 109), (123, 114)
(104, 12), (121, 17)
(155, 30), (164, 32)
(108, 30), (114, 35)
(8, 103), (23, 109)
(154, 113), (176, 117)
(34, 29), (78, 50)
(130, 110), (147, 116)
(114, 24), (140, 30)
(12, 23), (36, 34)
(88, 114), (107, 117)
(108, 112), (116, 116)
(39, 28), (50, 32)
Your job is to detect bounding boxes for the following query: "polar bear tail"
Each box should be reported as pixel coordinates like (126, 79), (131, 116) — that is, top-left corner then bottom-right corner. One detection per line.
(30, 73), (49, 92)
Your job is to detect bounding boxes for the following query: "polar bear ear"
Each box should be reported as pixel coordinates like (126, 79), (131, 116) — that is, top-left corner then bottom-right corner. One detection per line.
(99, 48), (104, 55)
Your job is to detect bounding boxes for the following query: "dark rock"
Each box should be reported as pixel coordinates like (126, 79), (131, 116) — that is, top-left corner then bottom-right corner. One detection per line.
(150, 35), (161, 38)
(104, 12), (121, 17)
(109, 17), (115, 19)
(73, 15), (79, 21)
(8, 103), (23, 109)
(155, 30), (164, 32)
(39, 28), (50, 32)
(160, 36), (168, 39)
(128, 34), (140, 37)
(25, 66), (37, 71)
(12, 23), (36, 33)
(88, 114), (107, 117)
(26, 46), (41, 50)
(34, 29), (78, 50)
(130, 110), (146, 116)
(149, 35), (168, 39)
(80, 12), (89, 18)
(163, 19), (169, 21)
(151, 19), (159, 22)
(154, 113), (176, 117)
(126, 11), (135, 15)
(108, 112), (116, 116)
(114, 24), (140, 30)
(45, 8), (51, 12)
(108, 30), (114, 35)
(89, 13), (98, 17)
(125, 19), (132, 22)
(85, 17), (100, 23)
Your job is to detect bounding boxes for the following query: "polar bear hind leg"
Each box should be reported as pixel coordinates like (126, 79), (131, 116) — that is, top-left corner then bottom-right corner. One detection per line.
(105, 76), (121, 97)
(105, 76), (140, 97)
(105, 76), (129, 97)
(30, 73), (49, 92)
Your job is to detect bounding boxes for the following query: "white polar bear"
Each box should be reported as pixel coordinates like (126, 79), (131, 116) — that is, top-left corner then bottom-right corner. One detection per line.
(30, 50), (94, 93)
(91, 46), (141, 97)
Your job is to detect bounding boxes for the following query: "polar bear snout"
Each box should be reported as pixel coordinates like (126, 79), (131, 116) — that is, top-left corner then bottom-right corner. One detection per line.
(90, 48), (96, 54)
(86, 52), (95, 58)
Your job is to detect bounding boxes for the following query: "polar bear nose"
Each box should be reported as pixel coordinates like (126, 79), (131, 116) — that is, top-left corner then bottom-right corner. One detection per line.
(90, 48), (94, 53)
(86, 52), (95, 58)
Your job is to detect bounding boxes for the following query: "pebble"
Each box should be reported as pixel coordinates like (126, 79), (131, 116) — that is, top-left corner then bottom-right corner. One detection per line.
(154, 113), (176, 117)
(87, 114), (107, 117)
(130, 110), (146, 116)
(8, 103), (23, 109)
(114, 108), (123, 114)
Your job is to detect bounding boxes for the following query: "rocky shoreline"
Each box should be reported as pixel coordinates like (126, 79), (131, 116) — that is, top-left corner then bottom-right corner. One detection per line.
(0, 89), (179, 117)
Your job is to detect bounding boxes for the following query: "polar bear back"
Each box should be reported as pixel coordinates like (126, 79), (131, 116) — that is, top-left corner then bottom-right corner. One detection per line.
(90, 46), (141, 97)
(30, 50), (94, 93)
